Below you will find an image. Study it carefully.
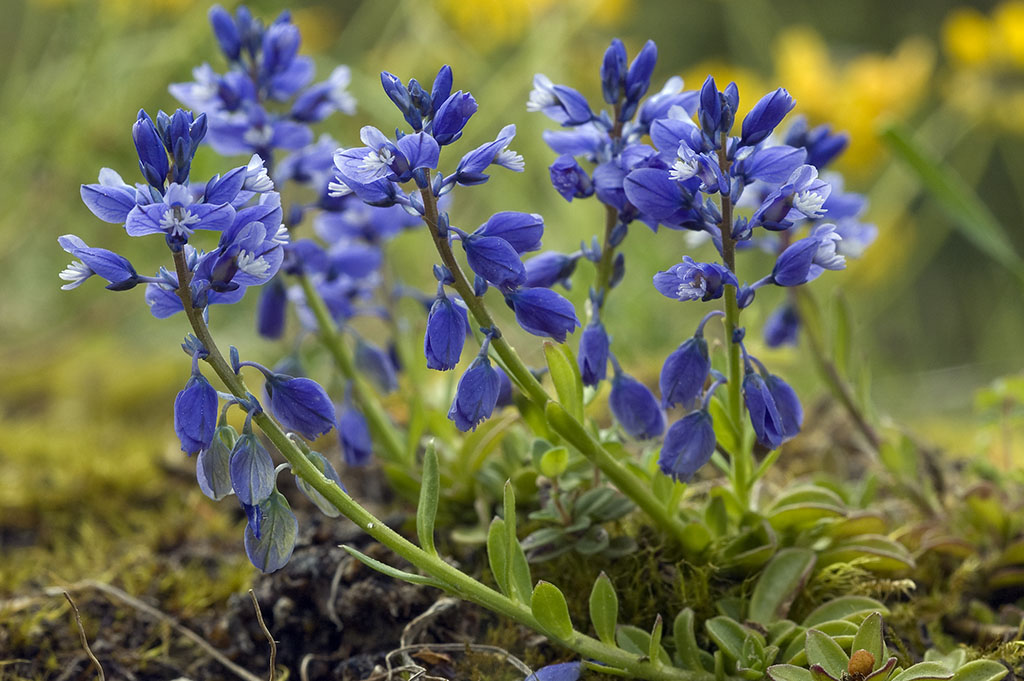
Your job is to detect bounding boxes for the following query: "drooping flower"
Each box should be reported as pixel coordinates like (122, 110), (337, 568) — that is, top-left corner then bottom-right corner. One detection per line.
(229, 430), (275, 506)
(265, 373), (335, 439)
(505, 287), (580, 342)
(424, 294), (469, 370)
(658, 410), (716, 481)
(197, 425), (237, 500)
(173, 367), (219, 455)
(578, 321), (610, 387)
(742, 372), (784, 450)
(448, 355), (501, 432)
(771, 224), (846, 286)
(609, 369), (665, 440)
(549, 155), (594, 202)
(338, 405), (373, 466)
(660, 335), (710, 409)
(523, 251), (580, 289)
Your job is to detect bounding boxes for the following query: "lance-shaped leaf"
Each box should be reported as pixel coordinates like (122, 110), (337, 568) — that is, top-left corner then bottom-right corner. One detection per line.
(342, 545), (446, 589)
(544, 341), (584, 421)
(589, 572), (618, 645)
(749, 548), (817, 624)
(805, 630), (849, 680)
(417, 442), (440, 556)
(950, 660), (1009, 681)
(674, 608), (706, 671)
(851, 612), (885, 671)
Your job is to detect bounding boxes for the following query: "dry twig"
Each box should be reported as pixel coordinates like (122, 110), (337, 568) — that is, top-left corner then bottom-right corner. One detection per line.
(249, 589), (277, 681)
(62, 592), (105, 681)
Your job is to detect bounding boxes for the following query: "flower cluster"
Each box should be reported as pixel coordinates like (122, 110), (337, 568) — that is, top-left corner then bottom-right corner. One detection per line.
(330, 66), (581, 432)
(529, 40), (876, 482)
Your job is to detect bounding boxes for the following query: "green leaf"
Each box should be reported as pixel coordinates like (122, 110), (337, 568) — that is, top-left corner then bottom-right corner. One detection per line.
(889, 662), (955, 681)
(417, 441), (440, 556)
(709, 394), (740, 454)
(706, 616), (752, 662)
(539, 446), (570, 478)
(802, 597), (889, 627)
(950, 660), (1009, 681)
(769, 664), (814, 681)
(616, 625), (673, 665)
(832, 291), (852, 377)
(851, 612), (885, 670)
(531, 581), (574, 640)
(650, 614), (664, 666)
(805, 630), (849, 680)
(589, 572), (618, 645)
(749, 548), (817, 624)
(342, 545), (446, 589)
(487, 517), (510, 595)
(673, 608), (704, 671)
(881, 123), (1024, 284)
(819, 535), (915, 573)
(681, 521), (712, 555)
(705, 495), (728, 537)
(545, 341), (584, 422)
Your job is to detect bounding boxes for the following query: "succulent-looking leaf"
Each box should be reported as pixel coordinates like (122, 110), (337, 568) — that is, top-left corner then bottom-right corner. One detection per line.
(417, 442), (440, 555)
(673, 608), (705, 671)
(802, 597), (889, 627)
(769, 664), (814, 681)
(488, 517), (510, 595)
(544, 341), (584, 421)
(531, 581), (574, 640)
(589, 572), (618, 645)
(706, 617), (753, 663)
(851, 612), (885, 670)
(889, 662), (955, 681)
(749, 548), (817, 624)
(649, 614), (664, 665)
(616, 625), (673, 666)
(539, 446), (570, 478)
(949, 660), (1009, 681)
(805, 630), (849, 680)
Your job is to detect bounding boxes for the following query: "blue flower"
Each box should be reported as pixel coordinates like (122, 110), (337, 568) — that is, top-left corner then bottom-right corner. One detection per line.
(355, 339), (398, 394)
(653, 257), (738, 302)
(474, 211), (543, 254)
(751, 164), (831, 230)
(58, 235), (138, 291)
(739, 88), (795, 148)
(622, 39), (658, 118)
(431, 90), (477, 145)
(764, 302), (800, 348)
(549, 155), (594, 202)
(208, 5), (241, 60)
(658, 410), (716, 481)
(424, 294), (469, 370)
(784, 116), (849, 169)
(337, 405), (373, 466)
(133, 110), (169, 190)
(448, 355), (500, 432)
(80, 168), (142, 225)
(291, 66), (358, 122)
(525, 662), (582, 681)
(334, 126), (439, 186)
(125, 183), (235, 243)
(609, 370), (665, 440)
(229, 431), (275, 505)
(523, 251), (580, 289)
(578, 321), (610, 387)
(601, 39), (627, 105)
(257, 277), (288, 339)
(742, 372), (784, 450)
(174, 369), (219, 455)
(765, 374), (802, 441)
(452, 123), (524, 186)
(660, 336), (710, 409)
(156, 109), (208, 184)
(527, 74), (594, 126)
(771, 224), (845, 286)
(506, 288), (580, 342)
(460, 233), (526, 288)
(265, 373), (335, 439)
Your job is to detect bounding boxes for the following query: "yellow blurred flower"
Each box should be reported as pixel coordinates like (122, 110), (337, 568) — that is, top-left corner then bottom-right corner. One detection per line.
(942, 1), (1024, 132)
(773, 27), (934, 173)
(437, 0), (628, 51)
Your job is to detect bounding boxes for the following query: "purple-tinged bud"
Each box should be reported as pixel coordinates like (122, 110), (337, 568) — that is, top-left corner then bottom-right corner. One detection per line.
(381, 71), (421, 131)
(461, 233), (526, 288)
(660, 336), (710, 409)
(265, 374), (335, 440)
(610, 371), (665, 440)
(244, 490), (298, 573)
(431, 90), (477, 145)
(771, 224), (845, 286)
(197, 425), (236, 500)
(601, 38), (628, 105)
(765, 374), (802, 440)
(659, 410), (716, 481)
(337, 406), (373, 466)
(424, 295), (469, 371)
(256, 277), (288, 339)
(523, 251), (579, 289)
(653, 257), (737, 302)
(742, 372), (784, 450)
(209, 5), (241, 60)
(133, 110), (169, 190)
(430, 65), (454, 117)
(475, 211), (544, 254)
(506, 287), (580, 342)
(174, 371), (219, 455)
(549, 155), (594, 202)
(740, 88), (795, 147)
(448, 356), (501, 432)
(229, 431), (275, 506)
(578, 321), (610, 387)
(623, 40), (658, 110)
(698, 76), (722, 139)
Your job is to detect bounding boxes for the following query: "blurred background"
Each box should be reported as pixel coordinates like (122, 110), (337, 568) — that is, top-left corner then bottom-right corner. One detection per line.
(4, 0), (1024, 618)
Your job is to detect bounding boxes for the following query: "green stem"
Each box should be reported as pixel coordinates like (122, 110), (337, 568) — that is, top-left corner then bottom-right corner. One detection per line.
(295, 273), (408, 464)
(716, 136), (751, 505)
(415, 173), (690, 545)
(170, 251), (713, 681)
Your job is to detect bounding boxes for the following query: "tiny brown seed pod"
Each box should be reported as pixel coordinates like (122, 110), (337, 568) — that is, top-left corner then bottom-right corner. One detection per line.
(848, 649), (876, 677)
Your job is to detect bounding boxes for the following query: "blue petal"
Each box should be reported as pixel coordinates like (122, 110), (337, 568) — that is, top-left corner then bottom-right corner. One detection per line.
(229, 433), (275, 505)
